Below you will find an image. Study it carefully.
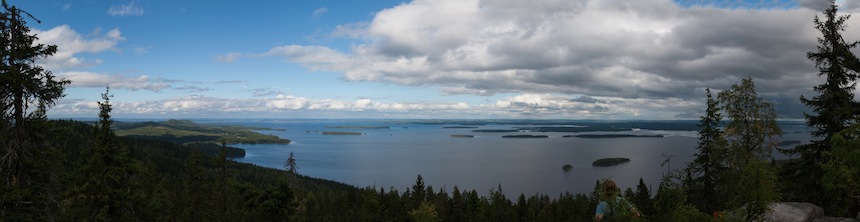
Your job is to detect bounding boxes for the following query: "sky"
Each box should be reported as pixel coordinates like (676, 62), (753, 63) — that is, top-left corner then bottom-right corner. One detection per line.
(12, 0), (860, 119)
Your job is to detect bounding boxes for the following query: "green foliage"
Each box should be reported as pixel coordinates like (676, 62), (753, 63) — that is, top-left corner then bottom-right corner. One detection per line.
(821, 124), (860, 216)
(716, 77), (781, 220)
(783, 1), (860, 210)
(0, 1), (68, 219)
(410, 201), (439, 222)
(65, 88), (148, 221)
(781, 2), (860, 216)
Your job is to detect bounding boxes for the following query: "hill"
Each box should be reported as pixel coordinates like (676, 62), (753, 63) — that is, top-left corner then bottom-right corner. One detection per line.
(114, 119), (291, 157)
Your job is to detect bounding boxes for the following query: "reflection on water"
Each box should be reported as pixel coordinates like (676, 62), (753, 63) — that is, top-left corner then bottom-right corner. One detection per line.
(219, 119), (811, 197)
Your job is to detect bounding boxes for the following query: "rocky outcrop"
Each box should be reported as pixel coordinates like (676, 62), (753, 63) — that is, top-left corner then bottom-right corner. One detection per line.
(765, 202), (823, 222)
(762, 202), (858, 222)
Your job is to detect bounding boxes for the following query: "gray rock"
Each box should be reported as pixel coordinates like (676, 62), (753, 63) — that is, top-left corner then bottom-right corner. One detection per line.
(812, 217), (857, 222)
(765, 202), (824, 222)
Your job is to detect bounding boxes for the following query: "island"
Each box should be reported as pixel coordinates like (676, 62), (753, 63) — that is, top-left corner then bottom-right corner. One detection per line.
(502, 135), (549, 138)
(327, 126), (390, 129)
(562, 164), (573, 171)
(592, 157), (631, 167)
(443, 126), (480, 129)
(564, 134), (663, 138)
(114, 119), (291, 157)
(778, 140), (802, 146)
(321, 131), (364, 135)
(473, 129), (519, 133)
(451, 134), (475, 138)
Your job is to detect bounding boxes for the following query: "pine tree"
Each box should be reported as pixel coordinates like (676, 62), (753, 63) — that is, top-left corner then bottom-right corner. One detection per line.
(686, 88), (727, 214)
(784, 0), (860, 209)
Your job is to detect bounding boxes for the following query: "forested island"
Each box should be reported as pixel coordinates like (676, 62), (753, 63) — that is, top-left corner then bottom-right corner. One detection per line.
(114, 119), (291, 157)
(321, 131), (364, 135)
(591, 157), (631, 166)
(502, 135), (549, 138)
(450, 134), (475, 138)
(472, 129), (519, 133)
(564, 134), (663, 138)
(327, 126), (390, 129)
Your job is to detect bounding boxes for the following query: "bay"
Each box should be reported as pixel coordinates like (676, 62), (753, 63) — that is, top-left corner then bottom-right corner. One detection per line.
(201, 119), (810, 197)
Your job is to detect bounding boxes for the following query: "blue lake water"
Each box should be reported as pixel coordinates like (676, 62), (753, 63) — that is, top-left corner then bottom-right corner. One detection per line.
(199, 119), (811, 197)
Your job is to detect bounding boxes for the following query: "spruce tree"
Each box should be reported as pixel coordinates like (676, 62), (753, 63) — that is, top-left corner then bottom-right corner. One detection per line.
(0, 0), (68, 188)
(0, 1), (67, 218)
(686, 88), (727, 214)
(67, 87), (144, 220)
(784, 0), (860, 209)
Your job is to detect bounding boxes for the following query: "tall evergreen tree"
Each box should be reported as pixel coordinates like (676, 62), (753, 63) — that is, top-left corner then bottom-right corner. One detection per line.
(66, 87), (145, 220)
(0, 0), (68, 189)
(686, 88), (727, 214)
(0, 1), (67, 218)
(784, 1), (860, 209)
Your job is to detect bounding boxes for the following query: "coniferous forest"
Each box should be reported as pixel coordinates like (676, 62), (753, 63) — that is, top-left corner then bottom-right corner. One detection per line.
(2, 0), (860, 221)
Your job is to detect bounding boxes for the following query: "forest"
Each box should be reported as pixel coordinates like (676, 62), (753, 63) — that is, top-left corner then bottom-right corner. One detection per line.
(1, 0), (859, 221)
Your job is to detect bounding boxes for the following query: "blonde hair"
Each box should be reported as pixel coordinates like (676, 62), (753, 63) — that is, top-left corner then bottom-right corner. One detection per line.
(604, 179), (618, 197)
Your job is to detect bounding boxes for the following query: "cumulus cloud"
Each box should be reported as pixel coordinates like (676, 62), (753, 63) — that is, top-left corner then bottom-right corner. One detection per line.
(51, 94), (475, 118)
(108, 1), (145, 16)
(32, 25), (124, 71)
(49, 92), (704, 119)
(59, 71), (170, 92)
(244, 0), (855, 118)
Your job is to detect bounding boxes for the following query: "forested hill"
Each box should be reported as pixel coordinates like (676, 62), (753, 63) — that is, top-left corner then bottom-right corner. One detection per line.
(112, 119), (291, 157)
(29, 119), (611, 221)
(5, 119), (358, 221)
(114, 119), (291, 145)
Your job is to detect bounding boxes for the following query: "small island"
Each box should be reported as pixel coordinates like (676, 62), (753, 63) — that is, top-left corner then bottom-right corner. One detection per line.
(777, 140), (802, 146)
(592, 157), (631, 167)
(562, 164), (573, 171)
(322, 131), (364, 135)
(451, 134), (475, 138)
(473, 129), (519, 133)
(327, 126), (390, 129)
(564, 134), (663, 138)
(443, 126), (480, 129)
(502, 135), (549, 138)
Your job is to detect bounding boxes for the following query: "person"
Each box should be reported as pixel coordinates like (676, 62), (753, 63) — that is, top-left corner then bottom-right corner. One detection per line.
(594, 179), (640, 221)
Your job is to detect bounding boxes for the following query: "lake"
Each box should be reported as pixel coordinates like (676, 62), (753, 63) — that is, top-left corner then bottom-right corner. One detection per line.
(201, 119), (811, 197)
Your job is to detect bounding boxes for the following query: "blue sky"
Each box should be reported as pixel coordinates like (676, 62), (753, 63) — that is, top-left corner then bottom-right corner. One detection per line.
(12, 0), (860, 119)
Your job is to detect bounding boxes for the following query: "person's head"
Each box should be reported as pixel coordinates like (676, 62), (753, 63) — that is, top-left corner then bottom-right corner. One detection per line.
(603, 179), (618, 197)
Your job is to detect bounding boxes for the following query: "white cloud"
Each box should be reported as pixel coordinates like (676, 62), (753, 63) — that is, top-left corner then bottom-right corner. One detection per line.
(48, 92), (704, 119)
(312, 7), (329, 18)
(249, 0), (849, 118)
(108, 1), (145, 16)
(32, 25), (124, 71)
(59, 71), (170, 92)
(216, 52), (242, 63)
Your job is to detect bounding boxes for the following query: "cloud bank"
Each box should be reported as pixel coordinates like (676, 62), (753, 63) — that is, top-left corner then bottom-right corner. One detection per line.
(223, 0), (860, 118)
(50, 93), (695, 119)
